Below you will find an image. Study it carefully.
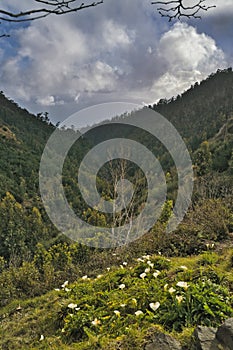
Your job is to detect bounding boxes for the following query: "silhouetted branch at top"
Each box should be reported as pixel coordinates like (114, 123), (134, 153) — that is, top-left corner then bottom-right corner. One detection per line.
(0, 34), (10, 38)
(0, 0), (216, 38)
(0, 0), (103, 23)
(151, 0), (216, 21)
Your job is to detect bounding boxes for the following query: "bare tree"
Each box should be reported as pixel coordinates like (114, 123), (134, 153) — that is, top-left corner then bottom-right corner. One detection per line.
(151, 0), (216, 21)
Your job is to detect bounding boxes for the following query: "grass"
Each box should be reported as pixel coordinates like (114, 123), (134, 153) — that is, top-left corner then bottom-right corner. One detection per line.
(0, 248), (232, 350)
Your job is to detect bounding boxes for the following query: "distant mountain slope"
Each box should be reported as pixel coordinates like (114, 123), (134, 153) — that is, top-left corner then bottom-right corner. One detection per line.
(0, 92), (55, 201)
(151, 67), (233, 150)
(0, 68), (232, 262)
(0, 68), (232, 202)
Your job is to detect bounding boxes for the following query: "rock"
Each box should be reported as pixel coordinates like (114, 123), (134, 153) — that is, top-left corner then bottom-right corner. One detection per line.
(144, 331), (182, 350)
(144, 319), (233, 350)
(216, 318), (233, 350)
(192, 326), (220, 350)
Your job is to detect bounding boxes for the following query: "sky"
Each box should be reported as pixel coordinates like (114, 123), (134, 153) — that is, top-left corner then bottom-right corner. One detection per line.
(0, 0), (232, 127)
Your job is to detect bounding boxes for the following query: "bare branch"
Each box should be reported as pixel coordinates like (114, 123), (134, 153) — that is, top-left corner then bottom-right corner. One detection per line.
(0, 34), (10, 38)
(151, 0), (216, 21)
(0, 1), (103, 22)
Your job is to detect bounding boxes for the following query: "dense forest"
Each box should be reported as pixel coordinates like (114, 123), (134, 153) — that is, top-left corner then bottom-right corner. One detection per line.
(0, 68), (233, 349)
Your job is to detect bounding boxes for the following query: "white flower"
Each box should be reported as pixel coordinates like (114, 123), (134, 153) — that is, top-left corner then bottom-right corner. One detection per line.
(54, 288), (60, 291)
(168, 287), (176, 294)
(65, 288), (70, 292)
(164, 283), (168, 291)
(114, 310), (121, 317)
(39, 335), (44, 341)
(140, 272), (147, 279)
(75, 307), (81, 311)
(119, 283), (126, 290)
(180, 266), (188, 270)
(137, 258), (145, 263)
(122, 262), (127, 266)
(176, 281), (189, 290)
(147, 261), (154, 268)
(153, 270), (161, 278)
(149, 302), (160, 312)
(107, 267), (110, 271)
(120, 304), (126, 307)
(145, 267), (150, 273)
(68, 303), (77, 309)
(132, 298), (137, 305)
(176, 295), (183, 304)
(61, 281), (69, 288)
(135, 310), (143, 316)
(82, 275), (88, 280)
(92, 318), (101, 326)
(142, 255), (150, 260)
(97, 274), (103, 279)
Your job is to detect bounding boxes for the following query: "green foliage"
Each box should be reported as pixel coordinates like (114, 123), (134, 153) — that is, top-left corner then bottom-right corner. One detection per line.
(159, 200), (173, 224)
(160, 279), (232, 331)
(0, 250), (233, 349)
(0, 192), (49, 263)
(0, 70), (233, 349)
(58, 254), (232, 344)
(198, 251), (219, 266)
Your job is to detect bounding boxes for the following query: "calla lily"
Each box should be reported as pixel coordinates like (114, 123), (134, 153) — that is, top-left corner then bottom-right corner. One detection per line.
(176, 295), (183, 304)
(176, 281), (189, 290)
(92, 318), (101, 326)
(114, 310), (121, 317)
(169, 287), (176, 294)
(153, 270), (160, 278)
(149, 302), (160, 312)
(119, 284), (126, 289)
(61, 281), (68, 288)
(135, 310), (143, 316)
(68, 303), (77, 309)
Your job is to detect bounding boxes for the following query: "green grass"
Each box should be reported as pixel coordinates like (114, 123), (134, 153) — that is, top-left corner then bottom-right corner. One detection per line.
(0, 249), (232, 350)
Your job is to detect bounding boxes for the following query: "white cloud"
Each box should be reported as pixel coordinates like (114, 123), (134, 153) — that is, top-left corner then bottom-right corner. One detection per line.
(150, 22), (227, 100)
(206, 0), (233, 15)
(0, 0), (231, 122)
(103, 20), (135, 49)
(77, 60), (118, 92)
(36, 96), (55, 106)
(0, 14), (129, 105)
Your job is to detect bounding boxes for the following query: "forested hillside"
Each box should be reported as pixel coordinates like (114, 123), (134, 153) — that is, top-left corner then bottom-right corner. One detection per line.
(0, 68), (233, 349)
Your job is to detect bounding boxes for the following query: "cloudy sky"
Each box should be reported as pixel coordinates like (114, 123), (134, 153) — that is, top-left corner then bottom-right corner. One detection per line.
(0, 0), (232, 126)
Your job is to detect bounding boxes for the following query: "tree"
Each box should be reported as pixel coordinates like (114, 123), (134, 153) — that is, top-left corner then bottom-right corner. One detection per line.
(151, 0), (216, 21)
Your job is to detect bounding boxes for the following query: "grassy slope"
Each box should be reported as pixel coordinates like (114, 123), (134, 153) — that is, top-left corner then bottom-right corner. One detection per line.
(1, 248), (232, 350)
